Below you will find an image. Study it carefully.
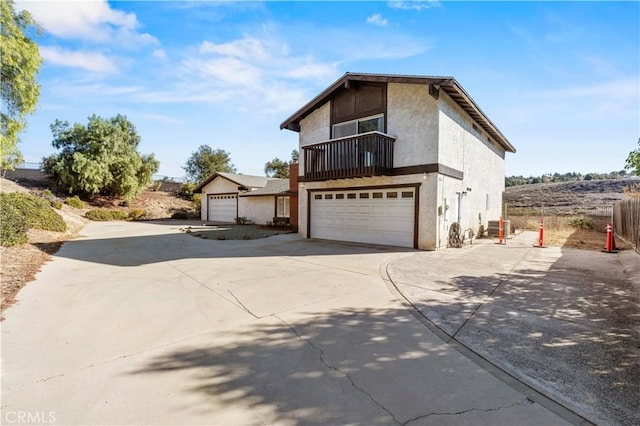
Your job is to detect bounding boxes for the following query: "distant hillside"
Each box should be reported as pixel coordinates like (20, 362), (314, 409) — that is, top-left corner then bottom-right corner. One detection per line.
(504, 177), (639, 210)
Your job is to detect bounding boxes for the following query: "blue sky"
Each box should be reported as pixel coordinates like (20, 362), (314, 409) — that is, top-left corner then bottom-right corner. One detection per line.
(15, 0), (640, 180)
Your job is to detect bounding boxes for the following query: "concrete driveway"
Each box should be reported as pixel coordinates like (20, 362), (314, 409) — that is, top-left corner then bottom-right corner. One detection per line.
(387, 233), (639, 426)
(2, 221), (570, 425)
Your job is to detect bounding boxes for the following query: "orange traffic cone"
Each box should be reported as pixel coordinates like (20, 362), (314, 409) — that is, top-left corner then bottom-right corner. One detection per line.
(602, 224), (618, 254)
(535, 218), (545, 248)
(496, 216), (505, 245)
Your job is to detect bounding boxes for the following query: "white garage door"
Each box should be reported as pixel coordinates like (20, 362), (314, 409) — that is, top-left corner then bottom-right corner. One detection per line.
(310, 188), (416, 248)
(207, 194), (237, 222)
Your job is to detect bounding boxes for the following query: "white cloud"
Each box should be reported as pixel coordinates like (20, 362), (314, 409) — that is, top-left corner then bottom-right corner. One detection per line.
(40, 46), (118, 74)
(183, 56), (262, 86)
(173, 34), (340, 113)
(43, 80), (143, 98)
(500, 77), (640, 125)
(199, 37), (271, 61)
(367, 13), (388, 27)
(152, 49), (168, 60)
(17, 0), (157, 46)
(388, 1), (440, 11)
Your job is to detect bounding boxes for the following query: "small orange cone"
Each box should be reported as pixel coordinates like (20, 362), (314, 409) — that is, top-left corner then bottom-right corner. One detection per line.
(535, 218), (546, 248)
(602, 224), (618, 254)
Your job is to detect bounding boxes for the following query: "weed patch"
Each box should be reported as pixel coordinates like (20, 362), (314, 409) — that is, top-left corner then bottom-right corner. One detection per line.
(128, 208), (147, 221)
(64, 195), (83, 209)
(85, 209), (128, 221)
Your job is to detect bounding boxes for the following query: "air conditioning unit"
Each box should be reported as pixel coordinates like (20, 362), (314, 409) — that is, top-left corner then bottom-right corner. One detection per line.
(487, 220), (510, 238)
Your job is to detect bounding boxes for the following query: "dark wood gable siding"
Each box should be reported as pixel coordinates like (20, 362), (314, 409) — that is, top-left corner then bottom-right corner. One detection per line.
(330, 82), (387, 126)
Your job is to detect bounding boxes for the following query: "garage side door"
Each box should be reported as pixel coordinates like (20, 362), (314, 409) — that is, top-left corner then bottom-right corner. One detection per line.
(208, 194), (237, 222)
(310, 188), (415, 248)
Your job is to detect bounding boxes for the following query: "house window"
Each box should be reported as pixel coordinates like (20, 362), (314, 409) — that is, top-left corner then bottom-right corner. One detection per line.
(325, 194), (333, 199)
(277, 196), (290, 218)
(314, 194), (322, 200)
(373, 192), (383, 199)
(347, 193), (357, 199)
(359, 193), (369, 199)
(387, 192), (398, 198)
(336, 193), (344, 199)
(332, 114), (384, 139)
(401, 191), (414, 198)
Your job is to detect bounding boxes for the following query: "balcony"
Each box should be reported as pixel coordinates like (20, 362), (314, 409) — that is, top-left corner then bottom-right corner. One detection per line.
(302, 132), (395, 181)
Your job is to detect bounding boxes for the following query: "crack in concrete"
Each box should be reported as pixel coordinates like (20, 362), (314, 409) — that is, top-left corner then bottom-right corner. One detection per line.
(383, 245), (592, 426)
(165, 261), (260, 318)
(227, 290), (259, 319)
(273, 315), (402, 425)
(402, 398), (534, 425)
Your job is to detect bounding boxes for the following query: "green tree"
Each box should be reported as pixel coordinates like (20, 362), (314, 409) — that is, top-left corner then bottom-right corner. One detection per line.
(43, 114), (159, 199)
(264, 157), (290, 178)
(625, 138), (640, 176)
(264, 150), (298, 178)
(183, 145), (236, 183)
(1, 0), (42, 170)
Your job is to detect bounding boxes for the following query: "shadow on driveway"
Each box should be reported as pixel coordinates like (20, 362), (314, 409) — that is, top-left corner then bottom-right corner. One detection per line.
(127, 307), (549, 425)
(51, 220), (414, 267)
(388, 238), (640, 426)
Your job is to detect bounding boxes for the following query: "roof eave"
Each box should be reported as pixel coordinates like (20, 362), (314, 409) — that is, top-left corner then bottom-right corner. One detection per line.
(193, 173), (219, 193)
(280, 73), (455, 131)
(193, 173), (261, 193)
(280, 72), (516, 153)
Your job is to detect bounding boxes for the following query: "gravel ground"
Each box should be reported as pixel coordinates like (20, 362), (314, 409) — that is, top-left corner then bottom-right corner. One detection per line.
(182, 224), (294, 240)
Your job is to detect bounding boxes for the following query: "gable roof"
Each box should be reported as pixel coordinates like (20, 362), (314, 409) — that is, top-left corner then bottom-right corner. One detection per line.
(194, 172), (270, 193)
(240, 178), (289, 196)
(280, 72), (515, 153)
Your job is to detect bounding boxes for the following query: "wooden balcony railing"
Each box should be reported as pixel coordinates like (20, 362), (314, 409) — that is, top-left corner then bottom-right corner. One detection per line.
(302, 132), (395, 181)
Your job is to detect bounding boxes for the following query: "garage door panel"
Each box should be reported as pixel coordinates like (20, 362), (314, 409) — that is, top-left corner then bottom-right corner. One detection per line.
(208, 194), (237, 222)
(310, 188), (415, 248)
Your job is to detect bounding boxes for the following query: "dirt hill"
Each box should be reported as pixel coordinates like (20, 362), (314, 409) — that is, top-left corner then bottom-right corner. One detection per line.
(504, 177), (639, 211)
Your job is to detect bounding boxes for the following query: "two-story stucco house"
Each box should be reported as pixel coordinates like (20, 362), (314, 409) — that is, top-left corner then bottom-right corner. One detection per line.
(280, 72), (516, 250)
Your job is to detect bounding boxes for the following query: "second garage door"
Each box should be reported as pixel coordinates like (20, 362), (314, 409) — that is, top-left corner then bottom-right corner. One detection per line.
(310, 188), (416, 248)
(207, 194), (237, 222)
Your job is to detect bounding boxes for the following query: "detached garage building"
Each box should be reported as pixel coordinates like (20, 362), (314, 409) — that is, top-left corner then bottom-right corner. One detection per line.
(194, 172), (292, 225)
(280, 72), (516, 250)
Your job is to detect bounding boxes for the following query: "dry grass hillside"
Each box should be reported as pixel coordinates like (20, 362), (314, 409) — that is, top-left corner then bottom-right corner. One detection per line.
(504, 177), (639, 251)
(504, 177), (639, 211)
(0, 176), (195, 315)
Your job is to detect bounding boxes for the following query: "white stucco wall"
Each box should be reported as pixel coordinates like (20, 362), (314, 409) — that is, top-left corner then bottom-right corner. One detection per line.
(239, 196), (274, 225)
(387, 83), (439, 167)
(299, 102), (331, 177)
(199, 177), (240, 221)
(437, 91), (506, 237)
